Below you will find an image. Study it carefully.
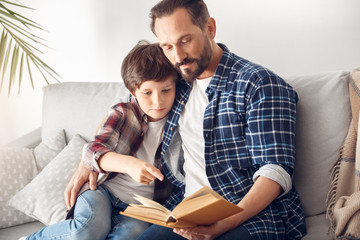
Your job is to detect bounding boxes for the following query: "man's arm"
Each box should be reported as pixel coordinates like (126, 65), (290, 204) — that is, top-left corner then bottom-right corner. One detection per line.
(64, 160), (98, 209)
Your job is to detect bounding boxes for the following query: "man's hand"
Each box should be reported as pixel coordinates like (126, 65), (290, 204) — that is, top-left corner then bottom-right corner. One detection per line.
(173, 223), (223, 240)
(64, 161), (98, 209)
(173, 210), (242, 240)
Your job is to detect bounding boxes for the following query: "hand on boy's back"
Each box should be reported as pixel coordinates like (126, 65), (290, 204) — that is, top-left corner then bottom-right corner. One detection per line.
(126, 157), (164, 185)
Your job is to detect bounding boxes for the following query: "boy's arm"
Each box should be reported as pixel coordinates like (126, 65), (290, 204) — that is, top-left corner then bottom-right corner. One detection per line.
(82, 106), (125, 172)
(98, 152), (164, 185)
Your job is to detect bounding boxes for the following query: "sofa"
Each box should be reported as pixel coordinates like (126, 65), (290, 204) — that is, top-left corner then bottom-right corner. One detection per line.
(0, 68), (355, 240)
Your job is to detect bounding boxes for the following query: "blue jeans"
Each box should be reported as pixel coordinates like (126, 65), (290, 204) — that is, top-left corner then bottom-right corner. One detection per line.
(27, 186), (150, 240)
(136, 224), (252, 240)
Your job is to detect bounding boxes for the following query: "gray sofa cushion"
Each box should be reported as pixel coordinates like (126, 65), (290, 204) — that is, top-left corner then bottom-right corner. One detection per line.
(0, 221), (45, 240)
(286, 71), (351, 217)
(42, 82), (129, 143)
(303, 214), (332, 240)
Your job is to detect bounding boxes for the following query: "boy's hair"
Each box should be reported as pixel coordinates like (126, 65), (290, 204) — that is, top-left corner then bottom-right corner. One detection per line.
(121, 40), (178, 93)
(150, 0), (210, 35)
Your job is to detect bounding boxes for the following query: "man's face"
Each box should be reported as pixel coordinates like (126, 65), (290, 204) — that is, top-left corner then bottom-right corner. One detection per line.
(154, 8), (212, 82)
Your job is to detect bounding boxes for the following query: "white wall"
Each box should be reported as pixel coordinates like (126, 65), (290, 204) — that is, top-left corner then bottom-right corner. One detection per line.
(1, 0), (360, 146)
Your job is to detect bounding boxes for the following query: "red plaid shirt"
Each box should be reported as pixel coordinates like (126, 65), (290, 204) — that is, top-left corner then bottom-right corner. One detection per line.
(82, 98), (148, 173)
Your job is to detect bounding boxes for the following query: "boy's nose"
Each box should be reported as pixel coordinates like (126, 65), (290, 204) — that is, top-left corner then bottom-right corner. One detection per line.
(152, 92), (162, 106)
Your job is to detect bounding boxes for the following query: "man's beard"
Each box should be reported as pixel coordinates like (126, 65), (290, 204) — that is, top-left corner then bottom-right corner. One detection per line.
(174, 38), (212, 82)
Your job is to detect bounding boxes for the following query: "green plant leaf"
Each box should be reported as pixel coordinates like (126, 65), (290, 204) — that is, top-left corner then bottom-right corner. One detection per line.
(0, 30), (7, 69)
(0, 0), (60, 95)
(9, 44), (19, 95)
(18, 51), (24, 94)
(0, 15), (46, 44)
(26, 55), (34, 89)
(0, 0), (34, 10)
(0, 37), (11, 90)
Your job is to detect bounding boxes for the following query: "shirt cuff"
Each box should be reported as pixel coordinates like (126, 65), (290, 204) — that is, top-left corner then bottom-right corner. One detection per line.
(253, 164), (292, 198)
(82, 144), (108, 173)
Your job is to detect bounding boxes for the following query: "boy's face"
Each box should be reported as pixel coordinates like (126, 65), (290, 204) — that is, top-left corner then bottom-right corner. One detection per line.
(133, 76), (176, 122)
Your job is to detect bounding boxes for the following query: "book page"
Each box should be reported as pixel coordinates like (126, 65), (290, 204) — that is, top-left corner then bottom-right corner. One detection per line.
(125, 205), (168, 221)
(128, 203), (170, 216)
(133, 194), (171, 215)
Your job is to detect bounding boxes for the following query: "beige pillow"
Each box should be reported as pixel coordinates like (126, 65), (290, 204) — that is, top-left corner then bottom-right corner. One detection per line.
(0, 130), (66, 228)
(8, 134), (87, 225)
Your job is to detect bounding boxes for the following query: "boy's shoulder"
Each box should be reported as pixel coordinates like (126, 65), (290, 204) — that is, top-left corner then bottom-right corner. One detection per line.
(112, 101), (144, 120)
(112, 101), (132, 109)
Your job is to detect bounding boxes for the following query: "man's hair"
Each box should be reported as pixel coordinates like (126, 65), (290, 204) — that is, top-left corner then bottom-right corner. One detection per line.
(121, 40), (178, 93)
(150, 0), (210, 35)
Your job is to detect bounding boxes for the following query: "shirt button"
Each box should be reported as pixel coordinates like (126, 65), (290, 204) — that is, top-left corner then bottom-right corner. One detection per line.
(161, 151), (164, 155)
(141, 132), (144, 136)
(170, 127), (173, 131)
(181, 100), (184, 104)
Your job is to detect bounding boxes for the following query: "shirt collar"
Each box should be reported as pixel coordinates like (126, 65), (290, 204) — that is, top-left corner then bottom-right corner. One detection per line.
(206, 43), (233, 93)
(129, 95), (148, 123)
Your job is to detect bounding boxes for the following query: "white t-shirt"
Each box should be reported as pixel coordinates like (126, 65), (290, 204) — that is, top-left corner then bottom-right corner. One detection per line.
(103, 117), (167, 204)
(179, 78), (212, 197)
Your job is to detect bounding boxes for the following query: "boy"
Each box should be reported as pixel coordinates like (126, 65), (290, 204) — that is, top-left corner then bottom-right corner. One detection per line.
(22, 40), (179, 240)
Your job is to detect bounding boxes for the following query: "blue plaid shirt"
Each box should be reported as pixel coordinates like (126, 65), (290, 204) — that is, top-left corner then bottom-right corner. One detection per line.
(160, 44), (306, 239)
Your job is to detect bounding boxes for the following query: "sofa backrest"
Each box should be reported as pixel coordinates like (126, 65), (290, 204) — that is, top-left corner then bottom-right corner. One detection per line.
(286, 71), (351, 217)
(42, 82), (129, 143)
(41, 70), (352, 218)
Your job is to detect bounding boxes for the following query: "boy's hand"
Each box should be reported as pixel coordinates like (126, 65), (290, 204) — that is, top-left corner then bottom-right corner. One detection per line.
(126, 157), (164, 185)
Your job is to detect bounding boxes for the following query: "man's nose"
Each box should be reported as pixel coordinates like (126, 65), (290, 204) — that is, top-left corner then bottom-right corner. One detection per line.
(173, 46), (185, 64)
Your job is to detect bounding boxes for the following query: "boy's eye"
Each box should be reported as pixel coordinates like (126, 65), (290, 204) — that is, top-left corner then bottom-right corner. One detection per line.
(143, 91), (151, 95)
(162, 88), (171, 93)
(163, 45), (172, 51)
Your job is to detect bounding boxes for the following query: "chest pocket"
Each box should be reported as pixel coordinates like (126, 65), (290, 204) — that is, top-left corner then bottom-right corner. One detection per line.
(207, 99), (251, 170)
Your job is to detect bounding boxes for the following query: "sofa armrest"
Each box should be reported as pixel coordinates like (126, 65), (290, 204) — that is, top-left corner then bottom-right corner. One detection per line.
(5, 128), (42, 148)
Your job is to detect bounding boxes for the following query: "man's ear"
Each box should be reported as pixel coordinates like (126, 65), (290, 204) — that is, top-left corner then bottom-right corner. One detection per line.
(206, 17), (216, 39)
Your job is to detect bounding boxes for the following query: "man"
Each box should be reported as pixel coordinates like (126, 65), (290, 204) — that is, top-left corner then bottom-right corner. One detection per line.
(66, 0), (307, 239)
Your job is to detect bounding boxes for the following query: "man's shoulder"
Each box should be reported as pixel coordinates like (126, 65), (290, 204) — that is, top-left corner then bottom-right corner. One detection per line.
(219, 48), (296, 97)
(218, 44), (280, 83)
(230, 54), (279, 80)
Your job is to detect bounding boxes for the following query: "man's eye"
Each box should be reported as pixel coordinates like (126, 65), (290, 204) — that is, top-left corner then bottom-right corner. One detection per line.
(182, 38), (191, 44)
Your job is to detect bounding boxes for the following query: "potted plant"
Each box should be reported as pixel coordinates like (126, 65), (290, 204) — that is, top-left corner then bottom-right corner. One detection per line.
(0, 0), (59, 95)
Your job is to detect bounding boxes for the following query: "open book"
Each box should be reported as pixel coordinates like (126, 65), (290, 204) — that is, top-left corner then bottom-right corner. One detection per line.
(120, 186), (243, 228)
